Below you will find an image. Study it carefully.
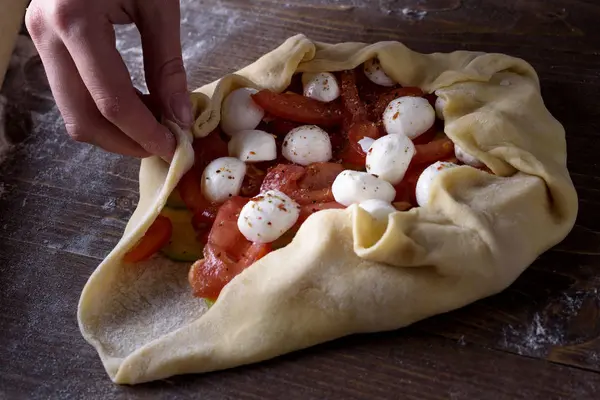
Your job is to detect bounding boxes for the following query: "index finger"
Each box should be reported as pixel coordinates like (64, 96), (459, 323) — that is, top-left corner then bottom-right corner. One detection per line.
(58, 20), (176, 159)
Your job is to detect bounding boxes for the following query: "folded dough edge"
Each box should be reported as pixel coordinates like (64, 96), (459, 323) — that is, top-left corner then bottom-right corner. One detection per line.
(77, 34), (578, 384)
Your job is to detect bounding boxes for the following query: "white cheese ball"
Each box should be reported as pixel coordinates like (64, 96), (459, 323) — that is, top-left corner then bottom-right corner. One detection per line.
(282, 125), (332, 166)
(332, 170), (396, 206)
(201, 157), (247, 203)
(415, 161), (459, 207)
(455, 144), (484, 168)
(221, 88), (265, 136)
(366, 134), (415, 185)
(363, 58), (395, 87)
(237, 190), (300, 243)
(302, 72), (340, 103)
(228, 129), (277, 162)
(359, 199), (397, 222)
(435, 96), (446, 120)
(358, 137), (375, 153)
(383, 96), (436, 139)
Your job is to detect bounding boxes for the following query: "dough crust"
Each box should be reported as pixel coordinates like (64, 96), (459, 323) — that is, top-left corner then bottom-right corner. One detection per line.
(78, 35), (578, 384)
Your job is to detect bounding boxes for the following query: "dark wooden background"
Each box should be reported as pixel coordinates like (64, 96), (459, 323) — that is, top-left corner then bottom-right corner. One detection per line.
(1, 0), (600, 398)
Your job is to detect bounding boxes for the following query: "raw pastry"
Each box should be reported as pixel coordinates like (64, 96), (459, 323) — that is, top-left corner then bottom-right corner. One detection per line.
(78, 35), (578, 384)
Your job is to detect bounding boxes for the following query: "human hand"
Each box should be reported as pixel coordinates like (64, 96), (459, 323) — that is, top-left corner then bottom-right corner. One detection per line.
(25, 0), (191, 159)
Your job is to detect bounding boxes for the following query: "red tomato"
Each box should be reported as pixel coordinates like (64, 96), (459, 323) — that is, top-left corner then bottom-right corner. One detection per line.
(251, 90), (343, 127)
(261, 163), (343, 205)
(260, 164), (305, 195)
(188, 245), (235, 299)
(367, 87), (425, 121)
(240, 164), (266, 197)
(178, 169), (211, 213)
(206, 197), (249, 259)
(192, 128), (229, 171)
(340, 70), (368, 122)
(263, 117), (302, 136)
(298, 162), (344, 190)
(339, 145), (367, 166)
(123, 215), (172, 263)
(328, 127), (346, 157)
(412, 125), (437, 145)
(188, 197), (272, 299)
(393, 163), (427, 206)
(393, 139), (456, 206)
(238, 242), (272, 269)
(297, 202), (345, 225)
(191, 206), (219, 232)
(412, 137), (455, 165)
(337, 121), (381, 166)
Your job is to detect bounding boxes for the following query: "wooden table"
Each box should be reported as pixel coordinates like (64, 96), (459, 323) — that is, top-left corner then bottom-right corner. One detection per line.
(1, 0), (599, 398)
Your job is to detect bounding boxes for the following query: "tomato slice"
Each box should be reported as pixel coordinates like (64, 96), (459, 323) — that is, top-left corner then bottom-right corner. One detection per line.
(206, 197), (249, 258)
(251, 90), (343, 127)
(192, 128), (229, 171)
(393, 163), (427, 205)
(123, 215), (173, 263)
(191, 205), (219, 232)
(238, 242), (272, 269)
(188, 245), (235, 299)
(338, 122), (381, 166)
(340, 70), (368, 122)
(240, 164), (266, 197)
(261, 163), (343, 205)
(188, 197), (272, 299)
(298, 162), (344, 190)
(412, 125), (437, 146)
(261, 164), (305, 194)
(393, 139), (456, 206)
(263, 117), (302, 136)
(412, 137), (455, 165)
(178, 169), (211, 212)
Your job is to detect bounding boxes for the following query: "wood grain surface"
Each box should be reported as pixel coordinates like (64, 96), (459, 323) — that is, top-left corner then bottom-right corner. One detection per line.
(1, 0), (600, 398)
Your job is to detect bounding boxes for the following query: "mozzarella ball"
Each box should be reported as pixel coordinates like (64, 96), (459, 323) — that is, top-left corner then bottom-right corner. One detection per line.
(237, 190), (300, 243)
(383, 96), (436, 139)
(358, 137), (375, 153)
(221, 88), (265, 136)
(332, 170), (396, 206)
(455, 144), (484, 168)
(201, 157), (247, 203)
(228, 129), (277, 162)
(282, 125), (332, 165)
(363, 58), (395, 87)
(366, 134), (415, 185)
(359, 199), (397, 222)
(302, 72), (340, 103)
(415, 161), (459, 207)
(435, 96), (446, 120)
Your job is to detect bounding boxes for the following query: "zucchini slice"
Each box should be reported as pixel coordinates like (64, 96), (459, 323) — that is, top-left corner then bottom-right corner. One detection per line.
(159, 208), (204, 262)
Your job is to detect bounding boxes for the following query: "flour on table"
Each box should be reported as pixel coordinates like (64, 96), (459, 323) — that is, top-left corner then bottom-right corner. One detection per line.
(500, 288), (599, 356)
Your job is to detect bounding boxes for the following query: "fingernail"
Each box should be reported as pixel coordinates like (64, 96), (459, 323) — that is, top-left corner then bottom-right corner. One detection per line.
(169, 92), (193, 128)
(158, 125), (176, 161)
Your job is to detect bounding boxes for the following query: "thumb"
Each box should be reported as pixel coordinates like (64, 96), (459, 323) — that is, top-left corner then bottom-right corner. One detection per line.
(136, 0), (193, 128)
